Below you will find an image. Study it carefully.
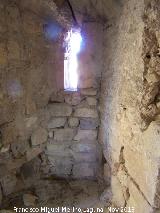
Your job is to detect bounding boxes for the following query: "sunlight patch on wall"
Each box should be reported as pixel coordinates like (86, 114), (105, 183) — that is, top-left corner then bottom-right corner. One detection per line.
(64, 28), (82, 91)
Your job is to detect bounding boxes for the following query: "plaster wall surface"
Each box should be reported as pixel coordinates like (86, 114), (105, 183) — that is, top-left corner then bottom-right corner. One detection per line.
(100, 0), (160, 212)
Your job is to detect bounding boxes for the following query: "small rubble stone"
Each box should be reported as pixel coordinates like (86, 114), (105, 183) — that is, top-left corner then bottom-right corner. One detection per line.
(0, 144), (10, 153)
(81, 88), (97, 96)
(68, 117), (79, 127)
(80, 118), (99, 130)
(31, 127), (48, 146)
(1, 174), (17, 196)
(65, 92), (83, 105)
(54, 128), (76, 141)
(23, 193), (38, 206)
(74, 130), (97, 141)
(48, 131), (53, 138)
(47, 117), (66, 129)
(145, 72), (160, 84)
(47, 103), (72, 117)
(86, 97), (97, 106)
(74, 108), (98, 118)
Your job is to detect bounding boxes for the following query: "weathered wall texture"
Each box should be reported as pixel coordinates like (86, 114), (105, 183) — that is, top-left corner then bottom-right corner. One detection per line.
(100, 0), (160, 212)
(0, 0), (103, 207)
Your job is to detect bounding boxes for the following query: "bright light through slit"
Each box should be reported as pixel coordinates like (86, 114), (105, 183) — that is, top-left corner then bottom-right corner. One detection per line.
(64, 29), (82, 91)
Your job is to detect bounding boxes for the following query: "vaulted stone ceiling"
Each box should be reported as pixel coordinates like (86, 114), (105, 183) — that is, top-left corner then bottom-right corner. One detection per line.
(54, 0), (122, 22)
(69, 0), (122, 21)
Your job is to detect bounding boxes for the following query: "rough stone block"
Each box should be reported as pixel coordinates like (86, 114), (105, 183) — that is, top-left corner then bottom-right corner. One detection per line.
(1, 174), (17, 196)
(86, 97), (97, 106)
(80, 118), (99, 130)
(81, 88), (97, 96)
(31, 127), (48, 146)
(74, 108), (98, 118)
(54, 128), (76, 141)
(71, 142), (97, 153)
(50, 157), (73, 177)
(72, 152), (97, 163)
(48, 103), (72, 117)
(68, 117), (79, 127)
(47, 117), (66, 129)
(26, 147), (43, 161)
(72, 163), (96, 178)
(74, 130), (97, 141)
(46, 142), (71, 157)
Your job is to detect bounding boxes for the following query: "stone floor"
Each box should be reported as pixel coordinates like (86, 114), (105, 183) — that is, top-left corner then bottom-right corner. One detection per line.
(0, 180), (109, 212)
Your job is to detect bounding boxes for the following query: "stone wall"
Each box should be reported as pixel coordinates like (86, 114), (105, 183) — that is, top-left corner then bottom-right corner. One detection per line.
(100, 0), (160, 212)
(0, 0), (103, 207)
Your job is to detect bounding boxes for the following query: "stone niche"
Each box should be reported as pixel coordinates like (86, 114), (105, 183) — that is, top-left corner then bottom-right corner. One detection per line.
(0, 0), (103, 207)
